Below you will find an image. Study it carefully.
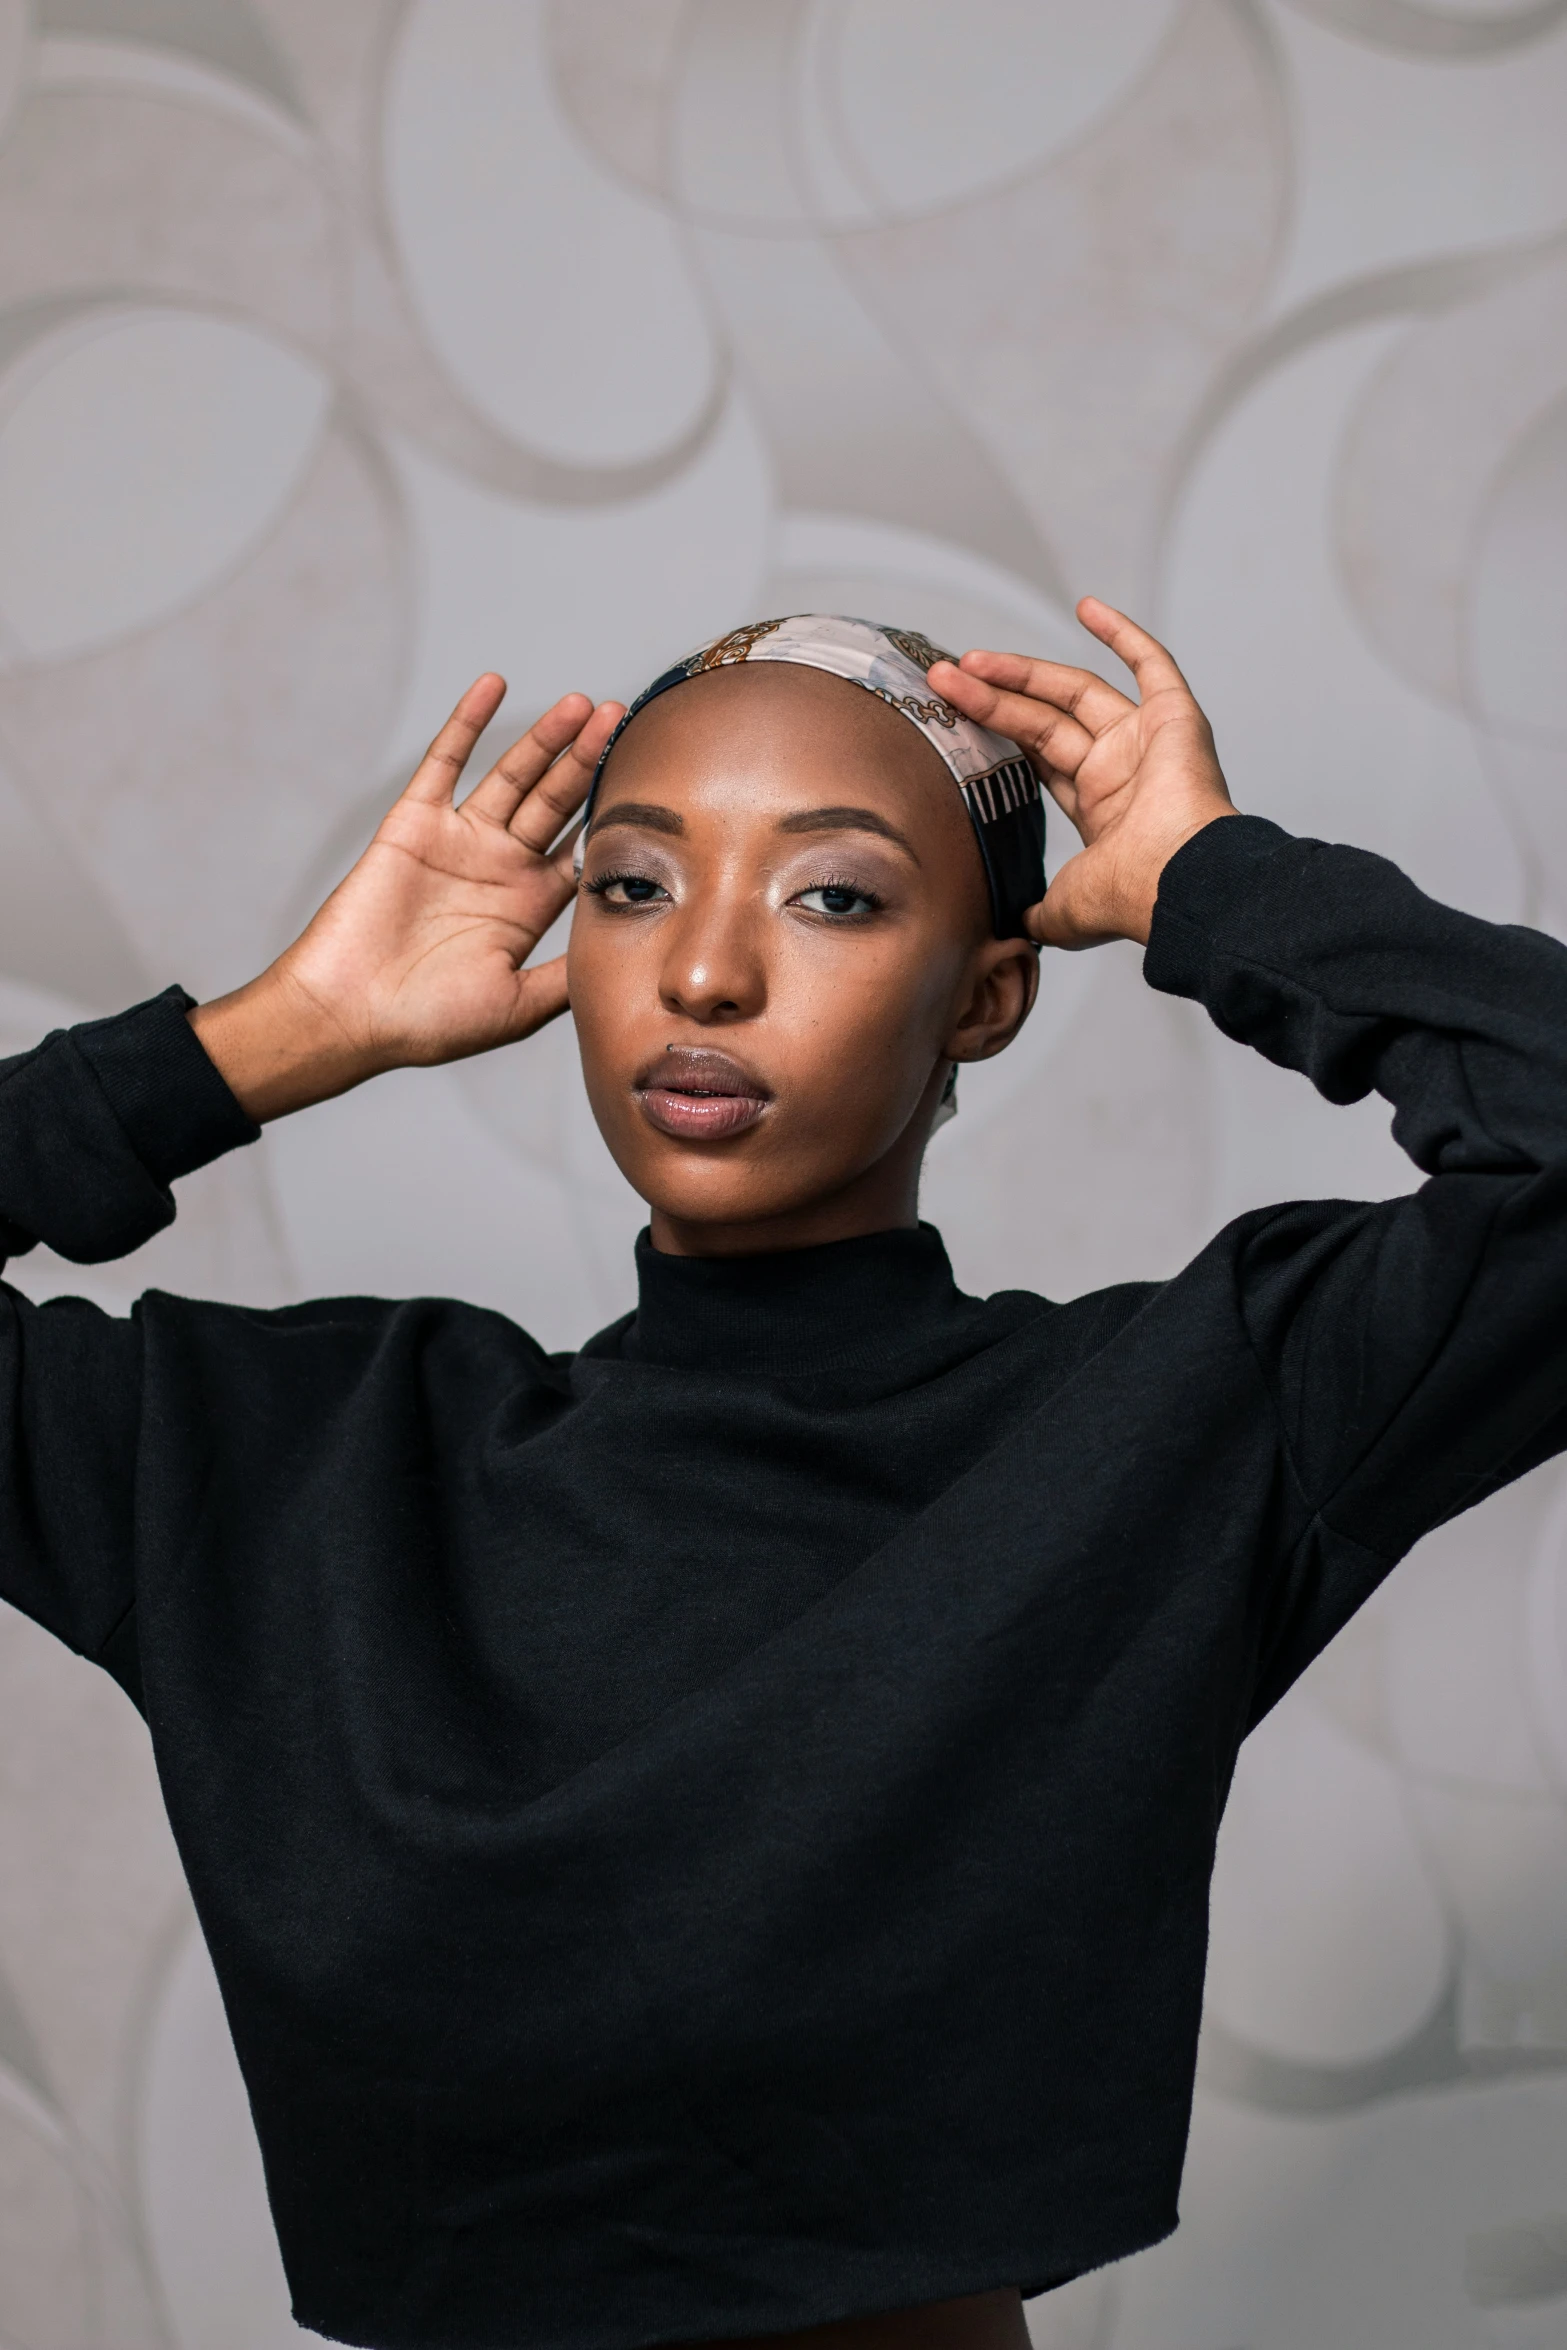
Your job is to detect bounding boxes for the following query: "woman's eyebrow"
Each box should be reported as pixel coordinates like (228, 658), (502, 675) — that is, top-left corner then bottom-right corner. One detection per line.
(775, 806), (920, 861)
(587, 803), (685, 837)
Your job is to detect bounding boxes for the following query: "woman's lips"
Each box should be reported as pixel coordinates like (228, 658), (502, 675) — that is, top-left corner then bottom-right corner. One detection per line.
(639, 1089), (768, 1139)
(634, 1047), (771, 1142)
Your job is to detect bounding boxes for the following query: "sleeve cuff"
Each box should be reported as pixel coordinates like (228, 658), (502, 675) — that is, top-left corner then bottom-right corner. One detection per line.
(1143, 814), (1294, 998)
(72, 987), (260, 1188)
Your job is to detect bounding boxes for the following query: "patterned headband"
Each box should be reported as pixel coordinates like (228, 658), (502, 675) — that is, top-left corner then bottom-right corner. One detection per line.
(576, 614), (1045, 938)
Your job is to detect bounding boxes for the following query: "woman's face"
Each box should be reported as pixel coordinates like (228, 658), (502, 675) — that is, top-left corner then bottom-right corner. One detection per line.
(566, 662), (1038, 1256)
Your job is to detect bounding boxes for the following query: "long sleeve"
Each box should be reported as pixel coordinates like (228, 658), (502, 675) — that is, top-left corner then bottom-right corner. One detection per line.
(0, 987), (257, 1674)
(1146, 815), (1567, 1708)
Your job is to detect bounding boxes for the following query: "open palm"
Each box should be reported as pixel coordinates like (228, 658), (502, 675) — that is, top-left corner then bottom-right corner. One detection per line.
(278, 679), (625, 1072)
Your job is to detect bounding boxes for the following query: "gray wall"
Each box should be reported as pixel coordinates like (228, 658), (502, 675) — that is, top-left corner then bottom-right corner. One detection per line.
(1, 3), (1566, 2344)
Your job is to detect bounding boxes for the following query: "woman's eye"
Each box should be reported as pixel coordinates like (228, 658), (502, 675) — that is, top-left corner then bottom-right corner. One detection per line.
(795, 883), (880, 918)
(587, 873), (668, 906)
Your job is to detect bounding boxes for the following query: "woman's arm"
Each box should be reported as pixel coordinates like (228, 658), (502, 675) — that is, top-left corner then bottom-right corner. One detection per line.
(0, 680), (620, 1676)
(0, 988), (256, 1671)
(937, 601), (1567, 1691)
(1147, 813), (1567, 1574)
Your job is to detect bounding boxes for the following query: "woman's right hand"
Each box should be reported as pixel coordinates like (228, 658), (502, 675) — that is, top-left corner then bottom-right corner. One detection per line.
(190, 678), (625, 1122)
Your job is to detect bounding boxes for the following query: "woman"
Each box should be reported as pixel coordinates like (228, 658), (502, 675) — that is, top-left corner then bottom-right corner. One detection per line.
(3, 600), (1565, 2350)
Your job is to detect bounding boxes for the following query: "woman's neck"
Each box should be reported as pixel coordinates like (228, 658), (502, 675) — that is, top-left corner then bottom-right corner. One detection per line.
(648, 1147), (923, 1259)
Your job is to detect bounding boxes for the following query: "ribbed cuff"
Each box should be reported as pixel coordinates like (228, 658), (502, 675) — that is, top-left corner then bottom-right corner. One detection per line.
(1143, 814), (1294, 998)
(73, 987), (260, 1188)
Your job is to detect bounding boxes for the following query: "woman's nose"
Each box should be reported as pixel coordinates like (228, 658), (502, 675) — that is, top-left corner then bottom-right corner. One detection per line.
(658, 896), (764, 1023)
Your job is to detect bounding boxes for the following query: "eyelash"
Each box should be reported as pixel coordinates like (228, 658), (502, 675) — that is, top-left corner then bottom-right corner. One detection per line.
(581, 870), (885, 918)
(796, 873), (884, 918)
(581, 868), (665, 905)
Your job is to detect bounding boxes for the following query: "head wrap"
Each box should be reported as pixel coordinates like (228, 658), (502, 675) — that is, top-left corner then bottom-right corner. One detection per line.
(577, 614), (1044, 938)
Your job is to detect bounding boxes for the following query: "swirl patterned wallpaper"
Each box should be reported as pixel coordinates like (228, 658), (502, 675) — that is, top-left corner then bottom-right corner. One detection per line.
(0, 2), (1565, 2344)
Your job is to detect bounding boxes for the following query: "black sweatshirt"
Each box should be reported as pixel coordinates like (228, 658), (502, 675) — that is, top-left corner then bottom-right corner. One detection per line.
(4, 815), (1567, 2350)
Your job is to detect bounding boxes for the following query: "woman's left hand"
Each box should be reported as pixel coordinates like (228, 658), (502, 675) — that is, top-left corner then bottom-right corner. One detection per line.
(929, 598), (1237, 950)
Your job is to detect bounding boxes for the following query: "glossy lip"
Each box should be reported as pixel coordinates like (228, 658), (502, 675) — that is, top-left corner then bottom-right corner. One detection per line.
(634, 1046), (772, 1142)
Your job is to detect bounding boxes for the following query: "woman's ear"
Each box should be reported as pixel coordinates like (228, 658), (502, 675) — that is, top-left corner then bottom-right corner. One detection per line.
(944, 938), (1039, 1067)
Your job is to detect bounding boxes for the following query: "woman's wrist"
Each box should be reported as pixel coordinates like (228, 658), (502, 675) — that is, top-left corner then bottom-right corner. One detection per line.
(1120, 805), (1239, 944)
(188, 965), (387, 1124)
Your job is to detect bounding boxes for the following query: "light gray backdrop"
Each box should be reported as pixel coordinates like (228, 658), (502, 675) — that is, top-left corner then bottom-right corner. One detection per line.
(0, 2), (1565, 2345)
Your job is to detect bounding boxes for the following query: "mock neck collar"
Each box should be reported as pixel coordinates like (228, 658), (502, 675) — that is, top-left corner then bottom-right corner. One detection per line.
(613, 1222), (971, 1378)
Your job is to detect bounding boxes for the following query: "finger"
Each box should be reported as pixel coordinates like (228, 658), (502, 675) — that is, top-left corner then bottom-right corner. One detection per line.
(952, 646), (1132, 721)
(549, 818), (584, 883)
(1023, 860), (1116, 953)
(936, 649), (1134, 738)
(461, 691), (597, 826)
(1074, 597), (1193, 700)
(506, 953), (570, 1041)
(930, 658), (1100, 777)
(401, 675), (508, 807)
(519, 853), (580, 941)
(508, 700), (626, 852)
(1037, 764), (1084, 828)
